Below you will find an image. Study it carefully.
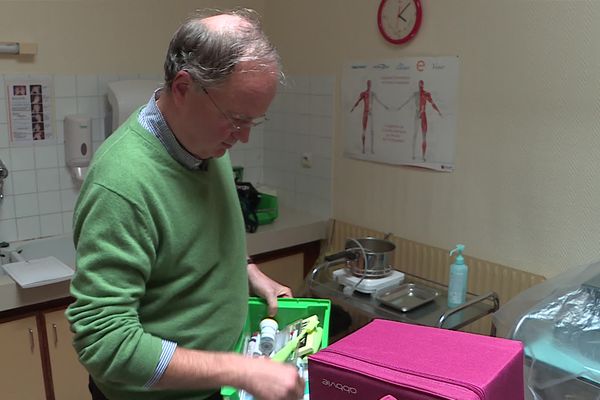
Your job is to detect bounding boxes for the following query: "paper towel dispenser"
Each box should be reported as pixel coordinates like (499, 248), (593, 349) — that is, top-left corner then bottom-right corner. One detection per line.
(106, 79), (162, 135)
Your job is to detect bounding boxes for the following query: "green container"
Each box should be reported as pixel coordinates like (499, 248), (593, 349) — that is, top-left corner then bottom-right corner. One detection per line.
(221, 297), (331, 400)
(256, 193), (278, 225)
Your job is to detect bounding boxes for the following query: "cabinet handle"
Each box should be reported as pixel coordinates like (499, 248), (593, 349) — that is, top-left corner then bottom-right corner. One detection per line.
(52, 323), (58, 346)
(28, 328), (34, 353)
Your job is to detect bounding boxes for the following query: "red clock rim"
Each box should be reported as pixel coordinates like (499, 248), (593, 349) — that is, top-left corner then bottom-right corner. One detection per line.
(377, 0), (423, 45)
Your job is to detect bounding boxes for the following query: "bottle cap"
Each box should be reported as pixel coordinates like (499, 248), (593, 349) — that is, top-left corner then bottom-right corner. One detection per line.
(259, 318), (278, 332)
(450, 244), (465, 265)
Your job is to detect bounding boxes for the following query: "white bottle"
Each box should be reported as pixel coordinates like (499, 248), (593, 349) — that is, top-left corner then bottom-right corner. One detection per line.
(258, 318), (278, 355)
(447, 244), (469, 308)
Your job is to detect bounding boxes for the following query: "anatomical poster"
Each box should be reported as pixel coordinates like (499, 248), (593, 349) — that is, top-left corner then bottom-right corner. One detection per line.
(6, 78), (54, 143)
(342, 56), (459, 171)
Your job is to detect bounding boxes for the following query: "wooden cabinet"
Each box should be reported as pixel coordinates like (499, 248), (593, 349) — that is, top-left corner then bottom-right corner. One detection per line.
(0, 315), (46, 400)
(44, 309), (89, 400)
(258, 253), (305, 295)
(252, 240), (322, 296)
(0, 301), (89, 400)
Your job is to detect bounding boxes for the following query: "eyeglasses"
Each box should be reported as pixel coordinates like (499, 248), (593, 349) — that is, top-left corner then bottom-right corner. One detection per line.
(201, 87), (268, 131)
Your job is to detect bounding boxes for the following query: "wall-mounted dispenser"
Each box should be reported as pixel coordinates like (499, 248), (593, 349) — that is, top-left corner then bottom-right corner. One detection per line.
(64, 114), (92, 185)
(106, 80), (162, 136)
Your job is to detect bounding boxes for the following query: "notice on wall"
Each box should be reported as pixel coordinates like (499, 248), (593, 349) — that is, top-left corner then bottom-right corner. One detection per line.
(342, 56), (459, 171)
(6, 79), (54, 142)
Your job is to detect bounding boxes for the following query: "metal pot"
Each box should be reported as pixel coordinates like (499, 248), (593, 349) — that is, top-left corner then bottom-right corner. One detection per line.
(344, 237), (395, 278)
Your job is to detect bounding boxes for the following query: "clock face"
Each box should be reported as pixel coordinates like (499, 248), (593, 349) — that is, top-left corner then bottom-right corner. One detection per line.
(377, 0), (422, 45)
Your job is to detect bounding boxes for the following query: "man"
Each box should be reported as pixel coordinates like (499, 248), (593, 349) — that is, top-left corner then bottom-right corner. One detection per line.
(66, 9), (304, 400)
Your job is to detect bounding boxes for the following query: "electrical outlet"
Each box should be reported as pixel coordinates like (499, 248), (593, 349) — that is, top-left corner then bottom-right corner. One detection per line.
(301, 152), (312, 168)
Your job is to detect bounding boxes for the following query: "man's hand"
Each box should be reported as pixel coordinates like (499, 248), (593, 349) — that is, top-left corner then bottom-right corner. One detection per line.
(241, 357), (305, 400)
(158, 348), (303, 400)
(247, 262), (292, 317)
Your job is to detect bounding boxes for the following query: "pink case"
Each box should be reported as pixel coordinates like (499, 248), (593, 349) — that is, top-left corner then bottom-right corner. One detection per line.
(309, 319), (524, 400)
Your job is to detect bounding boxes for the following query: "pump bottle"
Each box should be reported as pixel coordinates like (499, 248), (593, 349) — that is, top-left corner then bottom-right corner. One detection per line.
(447, 244), (469, 308)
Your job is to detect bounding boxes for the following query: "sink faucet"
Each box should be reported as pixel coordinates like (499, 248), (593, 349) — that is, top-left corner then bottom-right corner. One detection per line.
(0, 158), (8, 200)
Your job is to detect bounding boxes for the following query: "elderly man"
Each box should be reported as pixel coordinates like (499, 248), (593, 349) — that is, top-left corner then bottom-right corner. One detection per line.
(67, 9), (304, 400)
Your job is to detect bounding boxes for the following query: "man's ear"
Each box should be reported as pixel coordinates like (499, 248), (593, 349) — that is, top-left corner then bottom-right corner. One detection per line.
(170, 70), (193, 106)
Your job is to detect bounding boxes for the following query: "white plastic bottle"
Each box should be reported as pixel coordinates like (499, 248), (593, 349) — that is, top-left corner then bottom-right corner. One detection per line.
(258, 318), (278, 355)
(447, 244), (469, 308)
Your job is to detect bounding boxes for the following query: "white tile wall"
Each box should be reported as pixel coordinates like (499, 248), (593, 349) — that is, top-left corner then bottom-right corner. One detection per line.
(229, 125), (264, 184)
(0, 72), (162, 242)
(261, 75), (335, 218)
(0, 73), (334, 242)
(17, 216), (41, 240)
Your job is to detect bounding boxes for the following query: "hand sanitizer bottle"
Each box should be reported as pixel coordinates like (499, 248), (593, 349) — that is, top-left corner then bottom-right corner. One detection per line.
(447, 244), (468, 308)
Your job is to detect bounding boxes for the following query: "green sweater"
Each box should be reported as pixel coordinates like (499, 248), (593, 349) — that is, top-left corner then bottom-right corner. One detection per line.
(66, 111), (248, 400)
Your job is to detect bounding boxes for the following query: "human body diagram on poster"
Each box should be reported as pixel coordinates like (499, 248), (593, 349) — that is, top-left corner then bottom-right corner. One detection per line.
(350, 80), (389, 155)
(350, 79), (442, 162)
(399, 80), (442, 161)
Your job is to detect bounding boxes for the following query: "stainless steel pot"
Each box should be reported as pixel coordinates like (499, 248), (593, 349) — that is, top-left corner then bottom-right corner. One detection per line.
(344, 237), (395, 278)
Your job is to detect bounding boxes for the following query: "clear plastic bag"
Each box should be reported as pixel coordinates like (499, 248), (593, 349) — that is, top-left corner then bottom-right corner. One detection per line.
(492, 260), (600, 399)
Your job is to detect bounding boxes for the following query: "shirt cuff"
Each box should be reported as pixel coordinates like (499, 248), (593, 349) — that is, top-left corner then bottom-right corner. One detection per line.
(144, 339), (177, 388)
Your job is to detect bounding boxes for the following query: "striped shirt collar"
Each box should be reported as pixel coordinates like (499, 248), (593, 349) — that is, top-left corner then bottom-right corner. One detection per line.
(138, 89), (208, 171)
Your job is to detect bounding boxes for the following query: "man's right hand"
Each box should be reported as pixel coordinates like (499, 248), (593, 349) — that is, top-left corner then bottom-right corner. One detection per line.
(241, 357), (305, 400)
(156, 347), (304, 399)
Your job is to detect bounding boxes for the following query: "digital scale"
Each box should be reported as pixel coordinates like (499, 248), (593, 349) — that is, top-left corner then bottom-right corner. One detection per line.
(332, 268), (405, 294)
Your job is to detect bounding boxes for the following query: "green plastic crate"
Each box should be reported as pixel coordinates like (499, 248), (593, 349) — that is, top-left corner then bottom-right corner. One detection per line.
(256, 193), (278, 225)
(221, 297), (331, 400)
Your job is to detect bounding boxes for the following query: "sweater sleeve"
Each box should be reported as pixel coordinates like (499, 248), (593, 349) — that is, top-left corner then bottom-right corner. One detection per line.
(66, 183), (163, 386)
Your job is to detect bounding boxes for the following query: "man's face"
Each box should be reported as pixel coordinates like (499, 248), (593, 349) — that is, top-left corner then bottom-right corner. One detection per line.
(175, 64), (278, 159)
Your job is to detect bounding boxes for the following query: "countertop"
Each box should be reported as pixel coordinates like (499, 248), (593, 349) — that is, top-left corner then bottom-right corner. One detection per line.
(0, 207), (329, 313)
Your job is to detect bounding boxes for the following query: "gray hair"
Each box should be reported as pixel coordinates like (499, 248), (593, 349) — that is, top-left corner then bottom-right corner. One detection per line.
(163, 8), (283, 90)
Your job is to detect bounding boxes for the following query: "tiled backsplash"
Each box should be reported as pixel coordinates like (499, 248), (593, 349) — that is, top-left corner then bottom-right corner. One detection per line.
(262, 75), (334, 218)
(0, 73), (162, 242)
(0, 73), (333, 243)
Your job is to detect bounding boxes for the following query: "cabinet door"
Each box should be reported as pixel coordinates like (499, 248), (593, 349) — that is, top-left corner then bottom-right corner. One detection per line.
(0, 316), (46, 400)
(45, 309), (90, 400)
(258, 253), (305, 295)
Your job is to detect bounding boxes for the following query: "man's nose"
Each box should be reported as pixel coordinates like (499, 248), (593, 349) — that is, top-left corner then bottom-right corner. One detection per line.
(233, 127), (250, 143)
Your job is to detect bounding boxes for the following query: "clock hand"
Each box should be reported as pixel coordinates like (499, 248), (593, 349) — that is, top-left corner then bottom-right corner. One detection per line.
(399, 2), (411, 18)
(397, 1), (407, 24)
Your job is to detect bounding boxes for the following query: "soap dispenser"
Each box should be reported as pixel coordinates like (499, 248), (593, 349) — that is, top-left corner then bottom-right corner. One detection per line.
(447, 244), (468, 308)
(64, 114), (92, 185)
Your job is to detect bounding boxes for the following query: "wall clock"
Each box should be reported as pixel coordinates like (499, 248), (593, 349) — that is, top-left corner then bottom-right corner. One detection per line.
(377, 0), (423, 45)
